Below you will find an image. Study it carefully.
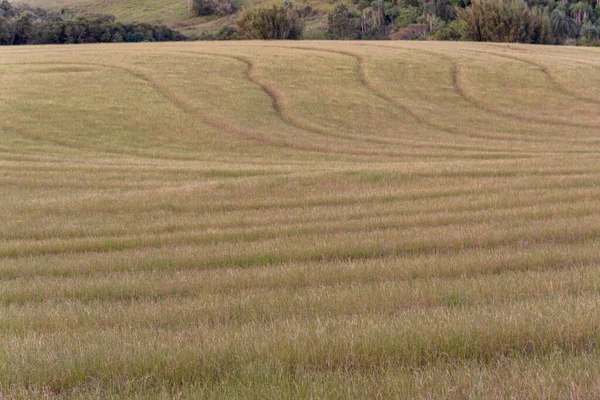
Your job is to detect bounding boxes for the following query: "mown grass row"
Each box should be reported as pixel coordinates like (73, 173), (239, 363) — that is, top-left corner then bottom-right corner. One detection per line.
(2, 41), (600, 398)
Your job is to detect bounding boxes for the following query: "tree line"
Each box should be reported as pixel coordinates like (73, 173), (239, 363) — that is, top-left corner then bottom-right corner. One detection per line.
(2, 0), (599, 45)
(0, 1), (185, 45)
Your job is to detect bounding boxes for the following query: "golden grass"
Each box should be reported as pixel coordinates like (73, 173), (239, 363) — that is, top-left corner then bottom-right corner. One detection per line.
(2, 41), (600, 398)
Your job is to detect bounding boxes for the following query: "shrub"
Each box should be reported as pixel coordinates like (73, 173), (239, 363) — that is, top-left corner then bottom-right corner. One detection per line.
(192, 0), (237, 16)
(580, 22), (599, 41)
(390, 23), (428, 39)
(303, 27), (327, 39)
(193, 0), (217, 15)
(200, 25), (240, 40)
(430, 19), (469, 40)
(236, 4), (304, 39)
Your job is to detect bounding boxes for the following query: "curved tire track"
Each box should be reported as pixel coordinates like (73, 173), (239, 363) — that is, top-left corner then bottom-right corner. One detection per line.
(281, 44), (562, 147)
(442, 48), (600, 130)
(353, 43), (600, 139)
(169, 50), (505, 155)
(2, 60), (405, 158)
(169, 50), (528, 158)
(468, 48), (600, 106)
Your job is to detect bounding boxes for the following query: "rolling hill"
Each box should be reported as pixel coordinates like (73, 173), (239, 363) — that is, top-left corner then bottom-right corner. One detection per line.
(2, 41), (600, 398)
(10, 0), (332, 37)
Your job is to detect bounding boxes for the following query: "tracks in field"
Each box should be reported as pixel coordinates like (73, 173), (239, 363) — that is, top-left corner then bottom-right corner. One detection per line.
(276, 45), (546, 145)
(277, 44), (600, 149)
(455, 49), (600, 129)
(3, 44), (600, 158)
(467, 48), (600, 106)
(0, 50), (539, 156)
(4, 45), (600, 392)
(169, 50), (524, 156)
(2, 60), (388, 158)
(349, 43), (600, 138)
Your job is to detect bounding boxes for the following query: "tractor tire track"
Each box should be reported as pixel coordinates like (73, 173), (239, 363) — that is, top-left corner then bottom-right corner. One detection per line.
(467, 48), (600, 105)
(1, 60), (411, 159)
(354, 43), (600, 138)
(168, 50), (509, 155)
(282, 44), (561, 147)
(443, 48), (600, 130)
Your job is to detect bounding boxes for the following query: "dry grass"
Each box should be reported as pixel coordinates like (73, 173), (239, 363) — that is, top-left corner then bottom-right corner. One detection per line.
(2, 41), (600, 398)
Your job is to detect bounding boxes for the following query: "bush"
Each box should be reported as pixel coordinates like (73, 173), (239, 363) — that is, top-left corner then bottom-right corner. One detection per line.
(580, 22), (599, 41)
(236, 4), (304, 39)
(0, 0), (13, 18)
(390, 23), (428, 39)
(303, 27), (327, 39)
(192, 0), (237, 16)
(200, 25), (240, 40)
(430, 19), (468, 40)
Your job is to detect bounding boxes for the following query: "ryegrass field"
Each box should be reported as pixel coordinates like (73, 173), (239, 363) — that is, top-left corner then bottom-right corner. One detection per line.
(2, 41), (600, 398)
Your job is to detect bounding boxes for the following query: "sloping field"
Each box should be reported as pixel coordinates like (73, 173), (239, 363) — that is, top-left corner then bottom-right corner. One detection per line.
(2, 41), (600, 398)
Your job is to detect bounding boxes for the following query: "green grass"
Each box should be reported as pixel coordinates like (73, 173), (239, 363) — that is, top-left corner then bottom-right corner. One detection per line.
(2, 41), (600, 398)
(13, 0), (190, 22)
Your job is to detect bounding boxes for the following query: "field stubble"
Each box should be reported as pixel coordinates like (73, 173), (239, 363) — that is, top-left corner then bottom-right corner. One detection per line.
(2, 41), (600, 398)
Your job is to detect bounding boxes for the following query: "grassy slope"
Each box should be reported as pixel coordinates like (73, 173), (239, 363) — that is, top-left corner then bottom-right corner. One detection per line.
(2, 41), (600, 398)
(10, 0), (331, 36)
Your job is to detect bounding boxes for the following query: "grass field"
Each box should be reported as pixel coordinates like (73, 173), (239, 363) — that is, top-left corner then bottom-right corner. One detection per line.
(2, 41), (600, 398)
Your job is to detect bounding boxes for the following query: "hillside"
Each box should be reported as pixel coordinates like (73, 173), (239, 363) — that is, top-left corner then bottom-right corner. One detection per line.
(10, 0), (332, 37)
(10, 0), (600, 43)
(2, 41), (600, 398)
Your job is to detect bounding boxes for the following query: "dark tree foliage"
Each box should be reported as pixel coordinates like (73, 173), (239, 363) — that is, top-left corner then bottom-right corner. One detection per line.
(0, 0), (15, 17)
(327, 3), (360, 39)
(0, 3), (186, 45)
(550, 8), (579, 41)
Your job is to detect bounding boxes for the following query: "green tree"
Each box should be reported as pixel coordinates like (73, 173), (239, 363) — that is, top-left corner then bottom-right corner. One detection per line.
(396, 6), (420, 28)
(0, 16), (10, 44)
(327, 3), (358, 39)
(13, 12), (35, 45)
(571, 1), (592, 24)
(458, 0), (554, 43)
(36, 21), (61, 43)
(424, 0), (456, 30)
(550, 9), (578, 42)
